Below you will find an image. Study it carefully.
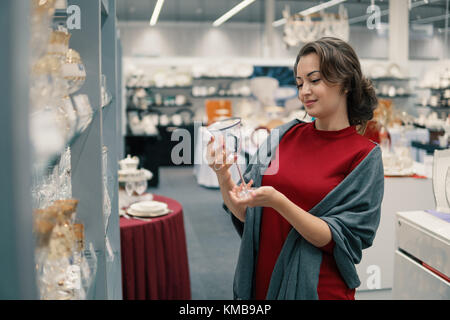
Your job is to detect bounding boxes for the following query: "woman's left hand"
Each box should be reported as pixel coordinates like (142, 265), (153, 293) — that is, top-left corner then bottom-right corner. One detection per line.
(229, 185), (281, 209)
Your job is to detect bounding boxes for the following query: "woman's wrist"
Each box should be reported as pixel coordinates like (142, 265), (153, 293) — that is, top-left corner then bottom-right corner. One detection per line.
(216, 170), (231, 183)
(271, 190), (287, 211)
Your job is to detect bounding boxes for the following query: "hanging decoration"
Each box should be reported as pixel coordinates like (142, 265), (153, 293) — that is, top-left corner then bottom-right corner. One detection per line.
(282, 4), (349, 47)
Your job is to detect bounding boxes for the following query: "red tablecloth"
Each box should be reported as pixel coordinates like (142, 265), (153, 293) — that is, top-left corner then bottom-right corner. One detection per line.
(120, 194), (191, 300)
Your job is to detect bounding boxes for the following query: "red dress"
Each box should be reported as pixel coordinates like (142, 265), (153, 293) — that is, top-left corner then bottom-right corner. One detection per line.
(254, 121), (376, 300)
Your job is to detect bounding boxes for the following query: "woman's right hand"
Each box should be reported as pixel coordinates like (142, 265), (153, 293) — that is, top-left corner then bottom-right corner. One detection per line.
(206, 135), (236, 178)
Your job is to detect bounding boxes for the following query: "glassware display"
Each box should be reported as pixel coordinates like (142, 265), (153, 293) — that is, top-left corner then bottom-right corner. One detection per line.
(206, 117), (251, 199)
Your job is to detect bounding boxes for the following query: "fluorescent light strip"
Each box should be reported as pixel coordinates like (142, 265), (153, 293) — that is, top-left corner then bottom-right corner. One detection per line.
(272, 0), (346, 27)
(213, 0), (256, 27)
(149, 0), (165, 26)
(272, 18), (287, 27)
(299, 0), (346, 17)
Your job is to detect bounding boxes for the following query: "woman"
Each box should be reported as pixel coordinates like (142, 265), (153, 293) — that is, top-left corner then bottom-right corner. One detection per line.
(207, 37), (384, 300)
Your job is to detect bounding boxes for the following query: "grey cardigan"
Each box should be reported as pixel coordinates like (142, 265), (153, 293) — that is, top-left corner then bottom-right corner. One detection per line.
(224, 119), (384, 300)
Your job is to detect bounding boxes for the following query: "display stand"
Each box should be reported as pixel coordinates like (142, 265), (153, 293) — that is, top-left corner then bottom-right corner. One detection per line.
(100, 0), (122, 299)
(0, 0), (122, 300)
(0, 0), (37, 299)
(68, 0), (122, 300)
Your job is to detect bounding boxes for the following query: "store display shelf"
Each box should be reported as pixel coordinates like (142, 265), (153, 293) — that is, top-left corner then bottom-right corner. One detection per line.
(54, 9), (68, 19)
(127, 104), (192, 112)
(416, 86), (450, 91)
(377, 94), (416, 99)
(191, 94), (252, 99)
(370, 77), (416, 81)
(126, 133), (159, 138)
(414, 104), (450, 111)
(193, 76), (252, 80)
(411, 141), (447, 154)
(126, 86), (192, 90)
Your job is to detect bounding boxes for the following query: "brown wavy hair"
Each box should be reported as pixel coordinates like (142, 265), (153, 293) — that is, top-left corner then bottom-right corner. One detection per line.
(294, 37), (377, 132)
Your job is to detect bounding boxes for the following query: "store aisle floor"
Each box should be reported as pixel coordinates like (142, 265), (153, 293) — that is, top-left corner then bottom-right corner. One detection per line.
(148, 166), (241, 300)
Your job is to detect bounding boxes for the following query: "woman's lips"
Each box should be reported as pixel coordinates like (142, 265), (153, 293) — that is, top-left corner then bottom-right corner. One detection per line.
(304, 100), (317, 107)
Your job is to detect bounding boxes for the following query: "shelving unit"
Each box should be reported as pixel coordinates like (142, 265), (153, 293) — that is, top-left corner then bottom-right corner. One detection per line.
(68, 0), (122, 300)
(370, 77), (416, 81)
(0, 0), (37, 299)
(125, 73), (253, 170)
(0, 0), (122, 300)
(377, 94), (416, 99)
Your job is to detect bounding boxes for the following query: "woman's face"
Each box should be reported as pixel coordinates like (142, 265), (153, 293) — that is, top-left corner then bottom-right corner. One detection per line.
(296, 53), (347, 120)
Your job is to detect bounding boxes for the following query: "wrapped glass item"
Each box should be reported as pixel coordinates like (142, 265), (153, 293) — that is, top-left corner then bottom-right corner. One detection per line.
(63, 49), (86, 95)
(34, 204), (73, 300)
(73, 94), (93, 133)
(47, 28), (71, 62)
(30, 0), (55, 63)
(35, 199), (81, 300)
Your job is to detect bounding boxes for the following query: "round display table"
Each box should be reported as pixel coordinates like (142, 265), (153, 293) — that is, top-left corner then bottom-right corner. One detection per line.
(120, 194), (191, 300)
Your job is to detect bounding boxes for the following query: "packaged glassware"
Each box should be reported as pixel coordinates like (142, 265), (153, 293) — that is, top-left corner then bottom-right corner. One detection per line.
(36, 199), (80, 300)
(30, 0), (56, 64)
(63, 49), (86, 95)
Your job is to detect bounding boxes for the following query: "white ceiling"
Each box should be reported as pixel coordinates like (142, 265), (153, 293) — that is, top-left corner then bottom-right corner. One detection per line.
(116, 0), (450, 28)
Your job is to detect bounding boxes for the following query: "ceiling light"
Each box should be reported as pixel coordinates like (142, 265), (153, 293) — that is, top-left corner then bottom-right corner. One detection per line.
(272, 0), (346, 27)
(149, 0), (165, 26)
(213, 0), (256, 27)
(299, 0), (346, 17)
(272, 18), (286, 27)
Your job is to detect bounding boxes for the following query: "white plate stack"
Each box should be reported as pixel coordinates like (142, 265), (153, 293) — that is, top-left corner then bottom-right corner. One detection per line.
(127, 200), (170, 218)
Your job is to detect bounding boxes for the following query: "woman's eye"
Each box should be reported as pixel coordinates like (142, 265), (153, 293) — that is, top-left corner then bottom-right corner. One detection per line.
(311, 79), (320, 83)
(296, 84), (303, 88)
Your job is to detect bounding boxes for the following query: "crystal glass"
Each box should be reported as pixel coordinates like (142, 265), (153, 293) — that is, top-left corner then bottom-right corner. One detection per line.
(125, 181), (135, 197)
(134, 180), (148, 196)
(206, 117), (250, 199)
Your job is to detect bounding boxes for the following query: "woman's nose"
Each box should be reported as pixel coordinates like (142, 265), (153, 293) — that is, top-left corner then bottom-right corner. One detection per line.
(300, 82), (312, 96)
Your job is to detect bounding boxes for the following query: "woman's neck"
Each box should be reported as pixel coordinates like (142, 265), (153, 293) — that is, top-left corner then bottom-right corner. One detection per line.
(315, 117), (350, 131)
(315, 104), (350, 131)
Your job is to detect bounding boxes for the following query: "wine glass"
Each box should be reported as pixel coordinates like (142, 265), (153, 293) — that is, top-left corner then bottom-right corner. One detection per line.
(206, 117), (251, 199)
(125, 181), (134, 197)
(134, 180), (147, 196)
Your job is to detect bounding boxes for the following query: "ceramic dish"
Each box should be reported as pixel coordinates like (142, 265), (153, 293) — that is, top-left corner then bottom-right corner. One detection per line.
(126, 208), (171, 218)
(130, 200), (168, 214)
(127, 200), (170, 218)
